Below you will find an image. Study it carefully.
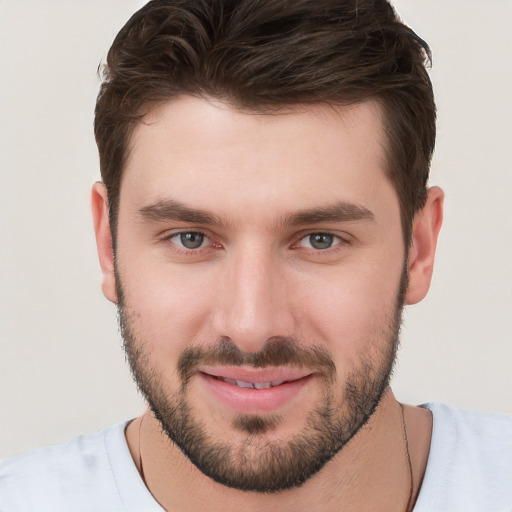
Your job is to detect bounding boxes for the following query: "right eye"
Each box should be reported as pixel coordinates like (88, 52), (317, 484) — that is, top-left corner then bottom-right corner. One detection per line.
(169, 232), (209, 250)
(298, 232), (343, 250)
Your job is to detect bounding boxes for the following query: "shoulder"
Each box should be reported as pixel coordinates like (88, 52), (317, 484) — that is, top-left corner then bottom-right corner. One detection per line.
(0, 422), (129, 512)
(427, 402), (512, 463)
(414, 403), (512, 512)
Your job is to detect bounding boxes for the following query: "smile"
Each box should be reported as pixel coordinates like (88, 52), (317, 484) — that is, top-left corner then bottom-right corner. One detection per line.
(214, 376), (288, 389)
(198, 368), (313, 414)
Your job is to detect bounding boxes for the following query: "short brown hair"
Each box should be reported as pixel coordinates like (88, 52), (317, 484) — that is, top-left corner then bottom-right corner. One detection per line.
(95, 0), (435, 246)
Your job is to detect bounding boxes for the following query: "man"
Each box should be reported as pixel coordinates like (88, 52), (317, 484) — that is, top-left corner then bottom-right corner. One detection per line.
(1, 0), (510, 510)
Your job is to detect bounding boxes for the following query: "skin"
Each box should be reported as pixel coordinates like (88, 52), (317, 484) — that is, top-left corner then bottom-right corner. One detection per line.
(92, 96), (443, 511)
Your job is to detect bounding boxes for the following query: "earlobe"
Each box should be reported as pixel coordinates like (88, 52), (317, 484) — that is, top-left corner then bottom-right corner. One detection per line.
(405, 186), (444, 305)
(91, 182), (118, 303)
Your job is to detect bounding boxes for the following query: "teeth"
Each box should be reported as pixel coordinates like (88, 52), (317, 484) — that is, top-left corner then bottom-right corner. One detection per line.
(236, 379), (255, 389)
(220, 377), (287, 389)
(253, 382), (271, 389)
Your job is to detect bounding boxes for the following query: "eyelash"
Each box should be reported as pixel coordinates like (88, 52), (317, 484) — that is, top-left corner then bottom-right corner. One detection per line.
(164, 231), (218, 254)
(161, 230), (350, 256)
(295, 232), (345, 251)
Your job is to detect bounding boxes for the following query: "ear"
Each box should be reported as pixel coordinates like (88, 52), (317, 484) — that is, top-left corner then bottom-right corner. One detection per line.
(405, 186), (444, 305)
(91, 182), (118, 303)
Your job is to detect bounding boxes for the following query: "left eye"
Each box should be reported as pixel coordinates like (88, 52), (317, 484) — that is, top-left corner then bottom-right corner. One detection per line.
(299, 233), (341, 250)
(170, 232), (208, 249)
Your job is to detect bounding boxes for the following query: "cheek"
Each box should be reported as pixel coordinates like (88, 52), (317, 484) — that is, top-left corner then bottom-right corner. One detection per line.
(118, 262), (218, 358)
(296, 257), (403, 367)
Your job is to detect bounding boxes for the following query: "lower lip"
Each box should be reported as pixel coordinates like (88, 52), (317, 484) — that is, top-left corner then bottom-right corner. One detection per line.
(198, 373), (312, 415)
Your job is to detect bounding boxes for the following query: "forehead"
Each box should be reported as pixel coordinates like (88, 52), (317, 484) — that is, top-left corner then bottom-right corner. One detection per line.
(121, 96), (396, 222)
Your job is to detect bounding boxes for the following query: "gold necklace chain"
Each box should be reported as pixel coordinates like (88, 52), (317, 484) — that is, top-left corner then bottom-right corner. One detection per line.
(138, 415), (147, 487)
(401, 402), (415, 512)
(138, 406), (415, 511)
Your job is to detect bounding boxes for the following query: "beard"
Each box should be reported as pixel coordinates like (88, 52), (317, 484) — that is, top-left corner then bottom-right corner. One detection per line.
(117, 267), (407, 493)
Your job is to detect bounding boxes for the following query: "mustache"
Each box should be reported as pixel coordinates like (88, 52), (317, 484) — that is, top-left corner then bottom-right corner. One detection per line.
(178, 337), (336, 386)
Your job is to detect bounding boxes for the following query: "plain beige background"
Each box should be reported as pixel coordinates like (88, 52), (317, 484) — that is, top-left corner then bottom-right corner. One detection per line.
(1, 1), (511, 459)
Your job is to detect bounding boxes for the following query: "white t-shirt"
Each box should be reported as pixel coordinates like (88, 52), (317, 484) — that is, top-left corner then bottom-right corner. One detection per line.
(1, 403), (511, 511)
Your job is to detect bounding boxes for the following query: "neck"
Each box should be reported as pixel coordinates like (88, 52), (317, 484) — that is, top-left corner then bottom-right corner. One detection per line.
(126, 389), (431, 512)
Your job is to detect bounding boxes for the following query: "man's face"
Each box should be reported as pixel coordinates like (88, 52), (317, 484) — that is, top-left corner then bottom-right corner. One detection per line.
(114, 97), (406, 491)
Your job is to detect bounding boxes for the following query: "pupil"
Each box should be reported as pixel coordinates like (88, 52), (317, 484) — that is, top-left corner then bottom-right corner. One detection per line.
(180, 232), (204, 249)
(310, 233), (333, 250)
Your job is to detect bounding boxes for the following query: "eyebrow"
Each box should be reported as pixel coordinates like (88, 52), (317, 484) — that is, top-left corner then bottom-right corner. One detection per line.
(138, 199), (227, 226)
(282, 202), (374, 226)
(138, 198), (374, 228)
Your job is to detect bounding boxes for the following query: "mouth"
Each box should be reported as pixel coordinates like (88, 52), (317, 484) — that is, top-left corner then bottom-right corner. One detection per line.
(209, 376), (293, 389)
(197, 367), (314, 414)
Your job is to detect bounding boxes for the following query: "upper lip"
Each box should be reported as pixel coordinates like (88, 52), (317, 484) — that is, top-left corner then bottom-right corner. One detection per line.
(199, 366), (313, 384)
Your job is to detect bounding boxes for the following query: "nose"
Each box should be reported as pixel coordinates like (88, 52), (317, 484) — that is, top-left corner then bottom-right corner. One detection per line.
(212, 242), (296, 353)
